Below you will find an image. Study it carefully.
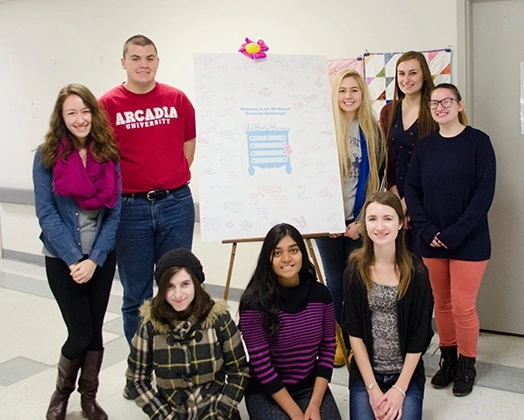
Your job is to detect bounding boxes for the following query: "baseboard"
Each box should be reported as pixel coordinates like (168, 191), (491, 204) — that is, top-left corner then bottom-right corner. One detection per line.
(0, 248), (244, 301)
(2, 249), (44, 266)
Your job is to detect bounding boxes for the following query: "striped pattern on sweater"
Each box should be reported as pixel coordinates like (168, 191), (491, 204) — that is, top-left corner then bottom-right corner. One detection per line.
(240, 281), (336, 395)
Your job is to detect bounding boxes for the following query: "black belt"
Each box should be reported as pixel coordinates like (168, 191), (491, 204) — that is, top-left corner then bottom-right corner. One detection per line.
(122, 185), (186, 201)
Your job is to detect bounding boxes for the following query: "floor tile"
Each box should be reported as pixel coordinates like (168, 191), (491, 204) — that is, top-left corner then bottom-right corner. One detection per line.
(0, 356), (50, 386)
(2, 256), (524, 419)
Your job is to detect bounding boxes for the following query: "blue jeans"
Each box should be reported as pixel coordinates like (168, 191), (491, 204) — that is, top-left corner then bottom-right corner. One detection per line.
(316, 235), (362, 324)
(117, 185), (195, 343)
(350, 373), (423, 420)
(246, 386), (342, 420)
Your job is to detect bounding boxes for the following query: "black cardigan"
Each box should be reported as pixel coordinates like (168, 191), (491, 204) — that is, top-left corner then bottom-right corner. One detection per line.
(343, 257), (434, 392)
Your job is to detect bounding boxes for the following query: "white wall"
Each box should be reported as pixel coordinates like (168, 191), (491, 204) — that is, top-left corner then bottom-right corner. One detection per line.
(0, 204), (42, 255)
(0, 0), (461, 288)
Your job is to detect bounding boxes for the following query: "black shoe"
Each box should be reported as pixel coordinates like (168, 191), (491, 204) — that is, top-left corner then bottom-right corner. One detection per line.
(453, 355), (476, 397)
(431, 345), (458, 389)
(122, 386), (133, 400)
(122, 382), (135, 400)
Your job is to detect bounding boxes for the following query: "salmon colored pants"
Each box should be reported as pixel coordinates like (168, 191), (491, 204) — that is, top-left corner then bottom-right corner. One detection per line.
(423, 258), (488, 357)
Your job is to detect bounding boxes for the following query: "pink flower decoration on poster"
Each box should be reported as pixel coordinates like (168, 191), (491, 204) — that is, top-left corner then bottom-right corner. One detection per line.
(238, 37), (269, 60)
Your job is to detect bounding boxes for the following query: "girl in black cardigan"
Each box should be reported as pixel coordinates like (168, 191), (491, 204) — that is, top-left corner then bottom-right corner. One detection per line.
(343, 191), (433, 420)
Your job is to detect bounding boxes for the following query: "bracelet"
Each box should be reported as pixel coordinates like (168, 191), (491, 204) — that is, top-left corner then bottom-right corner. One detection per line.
(366, 382), (377, 391)
(391, 384), (406, 398)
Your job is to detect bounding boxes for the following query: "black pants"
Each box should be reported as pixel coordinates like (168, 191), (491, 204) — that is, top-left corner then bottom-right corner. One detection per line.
(46, 250), (116, 359)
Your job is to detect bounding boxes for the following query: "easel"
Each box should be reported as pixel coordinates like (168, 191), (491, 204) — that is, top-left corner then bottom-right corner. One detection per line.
(221, 234), (350, 370)
(222, 233), (327, 300)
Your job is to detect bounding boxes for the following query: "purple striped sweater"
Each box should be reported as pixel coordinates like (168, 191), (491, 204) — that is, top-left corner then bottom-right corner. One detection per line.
(239, 278), (336, 395)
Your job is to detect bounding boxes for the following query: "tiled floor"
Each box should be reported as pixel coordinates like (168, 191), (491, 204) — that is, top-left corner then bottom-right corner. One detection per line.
(1, 254), (523, 419)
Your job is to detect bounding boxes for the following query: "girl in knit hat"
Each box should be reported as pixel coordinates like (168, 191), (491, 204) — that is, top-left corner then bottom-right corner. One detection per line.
(126, 248), (249, 419)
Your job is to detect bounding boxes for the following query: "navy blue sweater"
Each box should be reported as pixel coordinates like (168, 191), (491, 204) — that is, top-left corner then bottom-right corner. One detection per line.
(405, 126), (496, 261)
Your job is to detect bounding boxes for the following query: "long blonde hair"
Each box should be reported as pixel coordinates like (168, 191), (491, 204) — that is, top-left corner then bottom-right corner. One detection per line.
(350, 191), (414, 299)
(332, 69), (387, 199)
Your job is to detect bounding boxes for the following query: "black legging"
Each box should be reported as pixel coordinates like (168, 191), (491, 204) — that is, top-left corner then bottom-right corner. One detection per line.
(46, 250), (116, 359)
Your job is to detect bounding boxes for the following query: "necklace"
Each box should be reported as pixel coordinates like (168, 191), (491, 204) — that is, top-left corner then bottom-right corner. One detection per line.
(78, 148), (87, 166)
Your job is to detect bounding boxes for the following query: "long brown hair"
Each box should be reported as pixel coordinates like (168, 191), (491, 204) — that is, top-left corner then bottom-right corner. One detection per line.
(331, 69), (387, 199)
(40, 84), (119, 169)
(386, 51), (438, 140)
(350, 191), (414, 299)
(152, 266), (213, 323)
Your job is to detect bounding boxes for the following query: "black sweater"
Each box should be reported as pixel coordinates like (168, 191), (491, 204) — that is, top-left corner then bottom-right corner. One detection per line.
(405, 126), (496, 261)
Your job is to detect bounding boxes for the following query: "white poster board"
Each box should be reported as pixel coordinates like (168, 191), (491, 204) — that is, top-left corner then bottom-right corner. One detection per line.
(194, 53), (346, 242)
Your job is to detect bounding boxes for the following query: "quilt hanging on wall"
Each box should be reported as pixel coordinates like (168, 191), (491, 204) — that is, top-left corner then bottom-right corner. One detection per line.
(364, 49), (452, 117)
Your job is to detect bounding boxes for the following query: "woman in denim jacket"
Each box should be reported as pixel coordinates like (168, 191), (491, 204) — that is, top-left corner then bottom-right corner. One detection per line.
(33, 84), (121, 420)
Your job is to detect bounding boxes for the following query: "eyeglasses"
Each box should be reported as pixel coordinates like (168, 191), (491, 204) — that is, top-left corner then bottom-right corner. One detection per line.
(428, 98), (459, 110)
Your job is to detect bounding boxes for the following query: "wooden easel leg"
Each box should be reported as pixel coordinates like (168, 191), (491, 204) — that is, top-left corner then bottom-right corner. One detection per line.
(305, 237), (324, 284)
(223, 242), (237, 301)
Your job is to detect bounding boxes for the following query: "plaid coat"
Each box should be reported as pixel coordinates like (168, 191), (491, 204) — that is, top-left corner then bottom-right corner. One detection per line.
(127, 299), (249, 419)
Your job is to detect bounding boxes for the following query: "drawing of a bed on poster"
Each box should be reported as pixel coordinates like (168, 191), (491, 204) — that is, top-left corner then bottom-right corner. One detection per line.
(194, 53), (346, 242)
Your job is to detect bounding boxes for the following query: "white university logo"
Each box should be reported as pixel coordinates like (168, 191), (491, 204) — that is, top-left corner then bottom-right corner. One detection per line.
(115, 106), (178, 129)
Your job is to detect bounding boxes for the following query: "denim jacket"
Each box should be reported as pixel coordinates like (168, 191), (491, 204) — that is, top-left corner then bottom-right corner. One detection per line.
(32, 147), (121, 267)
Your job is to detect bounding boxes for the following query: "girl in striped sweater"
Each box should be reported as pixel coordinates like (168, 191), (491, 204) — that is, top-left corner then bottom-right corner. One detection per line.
(239, 223), (342, 420)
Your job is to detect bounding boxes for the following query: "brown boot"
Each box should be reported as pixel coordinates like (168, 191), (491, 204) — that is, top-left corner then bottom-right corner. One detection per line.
(334, 339), (346, 367)
(334, 324), (347, 368)
(78, 350), (108, 420)
(46, 353), (83, 420)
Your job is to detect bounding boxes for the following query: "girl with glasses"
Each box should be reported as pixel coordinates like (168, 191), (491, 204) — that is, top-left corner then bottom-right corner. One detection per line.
(405, 83), (496, 396)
